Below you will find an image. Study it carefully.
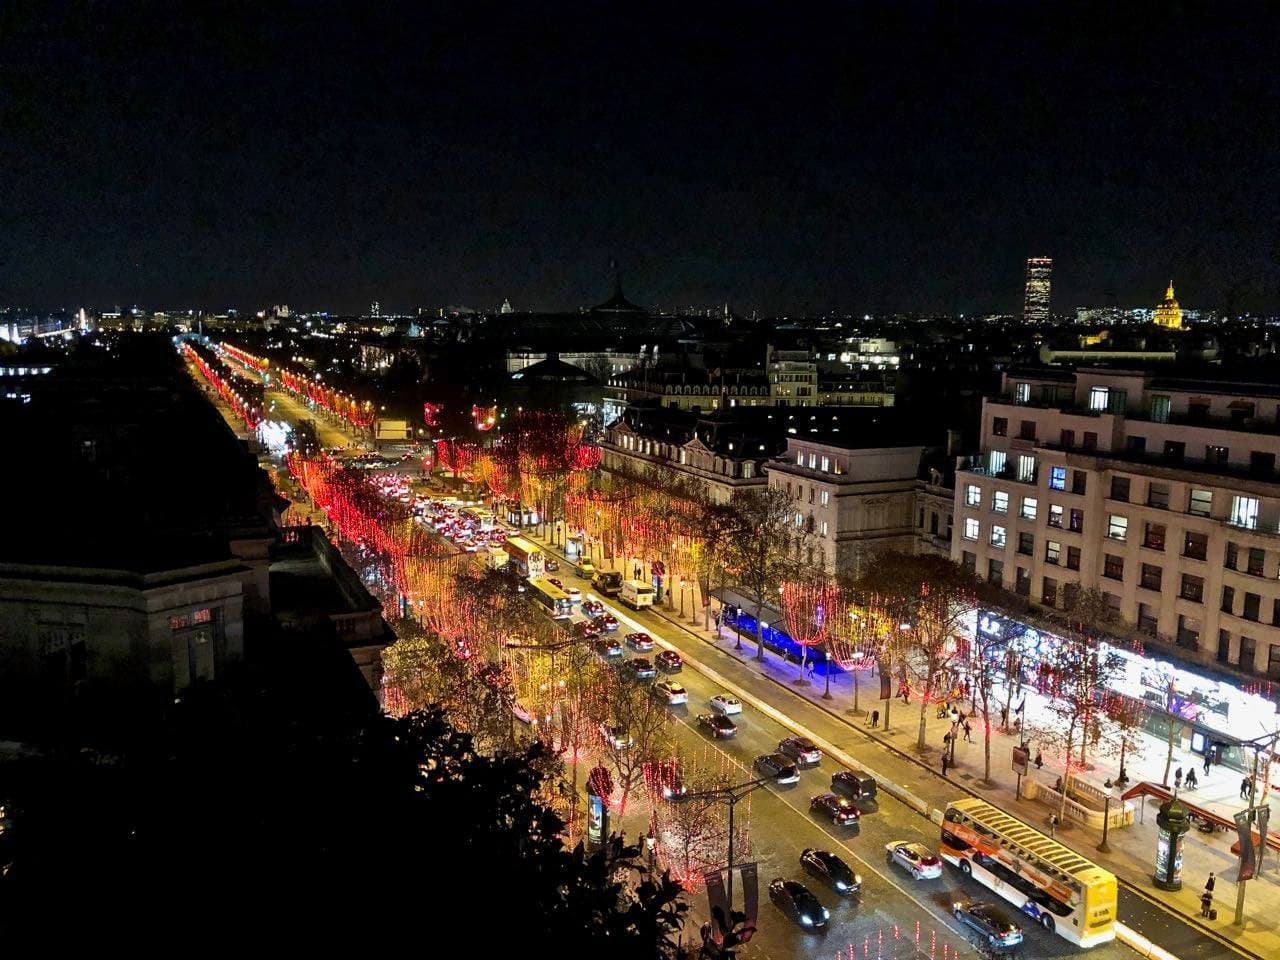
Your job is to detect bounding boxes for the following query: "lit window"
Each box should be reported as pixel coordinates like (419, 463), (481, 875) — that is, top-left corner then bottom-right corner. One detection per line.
(1108, 515), (1128, 541)
(1231, 496), (1260, 530)
(1021, 497), (1038, 520)
(1049, 466), (1067, 491)
(965, 484), (981, 506)
(989, 450), (1007, 475)
(1015, 382), (1030, 403)
(808, 453), (817, 469)
(1188, 489), (1213, 517)
(1016, 455), (1036, 483)
(821, 521), (829, 536)
(964, 518), (980, 541)
(1048, 504), (1063, 528)
(992, 491), (1009, 514)
(1045, 540), (1061, 564)
(796, 450), (804, 465)
(821, 456), (830, 472)
(795, 512), (804, 528)
(1089, 386), (1110, 411)
(991, 525), (1007, 548)
(820, 491), (829, 506)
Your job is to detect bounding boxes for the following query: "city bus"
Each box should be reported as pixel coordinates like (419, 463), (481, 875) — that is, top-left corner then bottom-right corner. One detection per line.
(529, 577), (573, 621)
(939, 798), (1117, 948)
(504, 536), (545, 579)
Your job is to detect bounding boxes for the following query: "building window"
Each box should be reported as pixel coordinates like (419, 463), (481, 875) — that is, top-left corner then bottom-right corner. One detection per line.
(1141, 564), (1162, 591)
(1066, 546), (1081, 570)
(1045, 540), (1061, 564)
(1089, 386), (1110, 411)
(1014, 382), (1030, 403)
(794, 512), (804, 528)
(1180, 574), (1204, 603)
(1127, 435), (1147, 453)
(992, 417), (1008, 437)
(1218, 630), (1232, 664)
(1269, 646), (1280, 682)
(1016, 455), (1036, 483)
(988, 558), (1004, 584)
(1110, 477), (1130, 502)
(1103, 554), (1125, 581)
(1042, 577), (1058, 606)
(1049, 466), (1067, 491)
(1188, 489), (1212, 517)
(1019, 420), (1037, 441)
(965, 484), (981, 506)
(991, 525), (1007, 548)
(821, 456), (830, 472)
(992, 491), (1009, 514)
(1205, 444), (1229, 466)
(1048, 504), (1064, 528)
(1139, 603), (1159, 635)
(820, 490), (829, 506)
(1069, 508), (1084, 533)
(1177, 615), (1201, 652)
(1250, 451), (1276, 478)
(1163, 440), (1186, 463)
(808, 453), (817, 469)
(1272, 599), (1280, 628)
(1015, 567), (1031, 596)
(963, 518), (980, 541)
(1072, 470), (1087, 494)
(1243, 593), (1261, 622)
(1239, 635), (1256, 670)
(1018, 532), (1034, 555)
(1150, 395), (1171, 423)
(1230, 495), (1260, 530)
(1083, 432), (1098, 451)
(796, 451), (804, 465)
(961, 551), (976, 573)
(1020, 497), (1038, 520)
(821, 520), (829, 537)
(1221, 585), (1235, 614)
(1061, 429), (1076, 448)
(1226, 541), (1239, 570)
(1184, 531), (1208, 561)
(1147, 482), (1170, 509)
(1248, 547), (1265, 577)
(1144, 522), (1166, 551)
(1107, 515), (1128, 541)
(989, 449), (1007, 475)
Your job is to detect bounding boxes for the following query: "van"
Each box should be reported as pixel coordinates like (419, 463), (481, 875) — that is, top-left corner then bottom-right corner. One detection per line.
(620, 579), (656, 610)
(593, 571), (623, 596)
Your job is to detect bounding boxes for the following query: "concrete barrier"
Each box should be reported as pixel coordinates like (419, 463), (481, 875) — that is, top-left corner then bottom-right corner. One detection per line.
(1116, 921), (1181, 960)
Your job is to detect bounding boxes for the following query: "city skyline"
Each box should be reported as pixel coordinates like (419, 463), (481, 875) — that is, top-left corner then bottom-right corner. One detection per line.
(2, 3), (1278, 315)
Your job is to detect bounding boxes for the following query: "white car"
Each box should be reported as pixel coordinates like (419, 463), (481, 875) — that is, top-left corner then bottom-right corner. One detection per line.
(564, 586), (582, 604)
(654, 680), (688, 706)
(710, 695), (743, 715)
(885, 840), (944, 880)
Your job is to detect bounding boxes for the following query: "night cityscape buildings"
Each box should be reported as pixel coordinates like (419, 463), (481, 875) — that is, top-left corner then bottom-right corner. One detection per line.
(1024, 257), (1054, 324)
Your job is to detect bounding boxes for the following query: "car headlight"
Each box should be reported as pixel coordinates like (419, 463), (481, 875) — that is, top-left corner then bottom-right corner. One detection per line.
(821, 908), (830, 919)
(800, 915), (813, 926)
(835, 881), (848, 890)
(854, 874), (862, 885)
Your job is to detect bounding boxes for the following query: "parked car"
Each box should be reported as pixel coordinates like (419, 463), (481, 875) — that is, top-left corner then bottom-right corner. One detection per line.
(768, 878), (829, 929)
(809, 793), (860, 826)
(709, 695), (742, 715)
(627, 657), (657, 680)
(885, 841), (943, 880)
(653, 679), (688, 705)
(696, 713), (738, 739)
(779, 736), (822, 767)
(952, 901), (1024, 949)
(599, 723), (633, 750)
(800, 848), (862, 895)
(655, 650), (683, 672)
(625, 632), (655, 651)
(753, 753), (801, 784)
(831, 770), (878, 801)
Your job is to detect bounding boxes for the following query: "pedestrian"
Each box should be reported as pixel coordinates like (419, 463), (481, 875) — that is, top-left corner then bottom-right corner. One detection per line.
(1203, 752), (1211, 775)
(871, 709), (880, 728)
(942, 753), (950, 776)
(1200, 889), (1214, 919)
(645, 829), (657, 866)
(1048, 814), (1057, 838)
(1000, 705), (1009, 727)
(950, 706), (960, 725)
(1034, 750), (1044, 769)
(713, 611), (721, 634)
(1175, 767), (1183, 790)
(1241, 776), (1251, 800)
(806, 659), (815, 678)
(1185, 769), (1198, 790)
(1204, 873), (1216, 896)
(963, 721), (973, 743)
(964, 677), (972, 698)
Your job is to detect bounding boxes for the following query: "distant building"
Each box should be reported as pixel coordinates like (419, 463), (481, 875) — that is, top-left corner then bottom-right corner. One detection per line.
(1154, 282), (1184, 330)
(1023, 257), (1053, 324)
(767, 346), (817, 405)
(500, 298), (514, 315)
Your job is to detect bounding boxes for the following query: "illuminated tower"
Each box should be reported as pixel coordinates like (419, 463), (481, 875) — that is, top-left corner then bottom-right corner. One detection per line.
(1023, 257), (1053, 323)
(1153, 281), (1183, 330)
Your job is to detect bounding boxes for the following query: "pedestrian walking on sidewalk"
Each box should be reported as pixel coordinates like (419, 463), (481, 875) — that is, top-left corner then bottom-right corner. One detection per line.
(1200, 889), (1214, 919)
(1185, 769), (1198, 790)
(1048, 815), (1058, 838)
(1203, 752), (1212, 775)
(1000, 705), (1009, 728)
(871, 709), (879, 728)
(941, 753), (950, 776)
(1241, 776), (1251, 799)
(1204, 873), (1215, 896)
(713, 611), (721, 634)
(1175, 767), (1183, 790)
(1034, 750), (1043, 769)
(963, 721), (973, 743)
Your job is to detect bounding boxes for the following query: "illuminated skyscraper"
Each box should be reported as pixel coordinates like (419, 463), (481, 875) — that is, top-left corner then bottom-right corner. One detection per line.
(1023, 257), (1053, 323)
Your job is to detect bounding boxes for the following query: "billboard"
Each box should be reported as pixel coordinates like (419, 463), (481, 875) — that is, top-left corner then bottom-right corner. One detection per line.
(375, 418), (412, 441)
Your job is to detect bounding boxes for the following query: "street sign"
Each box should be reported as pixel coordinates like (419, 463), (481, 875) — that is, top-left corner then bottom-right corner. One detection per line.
(1012, 745), (1029, 776)
(1235, 809), (1256, 882)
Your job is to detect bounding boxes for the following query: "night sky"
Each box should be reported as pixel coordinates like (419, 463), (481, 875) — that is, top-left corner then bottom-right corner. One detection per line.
(2, 1), (1278, 315)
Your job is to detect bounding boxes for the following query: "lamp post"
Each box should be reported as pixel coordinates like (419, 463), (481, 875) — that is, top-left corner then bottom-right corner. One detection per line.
(1234, 730), (1279, 927)
(673, 775), (770, 914)
(1098, 783), (1116, 853)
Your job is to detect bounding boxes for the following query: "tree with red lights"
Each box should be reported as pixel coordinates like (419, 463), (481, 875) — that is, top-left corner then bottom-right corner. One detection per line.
(781, 577), (840, 683)
(722, 487), (798, 662)
(594, 669), (676, 815)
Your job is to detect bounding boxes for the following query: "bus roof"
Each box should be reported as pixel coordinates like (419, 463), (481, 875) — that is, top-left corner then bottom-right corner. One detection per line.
(505, 536), (540, 553)
(947, 797), (1110, 883)
(529, 577), (568, 598)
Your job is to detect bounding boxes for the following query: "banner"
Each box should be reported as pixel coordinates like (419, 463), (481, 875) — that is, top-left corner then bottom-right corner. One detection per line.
(703, 869), (729, 945)
(741, 861), (759, 930)
(1236, 809), (1257, 882)
(1258, 805), (1270, 872)
(878, 660), (891, 700)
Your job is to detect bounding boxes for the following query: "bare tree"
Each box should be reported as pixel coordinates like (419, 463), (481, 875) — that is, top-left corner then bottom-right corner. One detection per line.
(595, 670), (676, 814)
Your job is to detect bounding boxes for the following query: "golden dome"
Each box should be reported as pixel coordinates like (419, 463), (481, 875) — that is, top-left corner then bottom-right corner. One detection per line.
(1154, 281), (1183, 330)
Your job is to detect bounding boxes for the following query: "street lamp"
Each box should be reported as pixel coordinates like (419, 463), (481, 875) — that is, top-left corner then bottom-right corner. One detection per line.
(1234, 729), (1279, 927)
(672, 775), (770, 913)
(1098, 782), (1117, 853)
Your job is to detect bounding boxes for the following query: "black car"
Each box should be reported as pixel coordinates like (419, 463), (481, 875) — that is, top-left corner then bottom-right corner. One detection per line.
(544, 558), (560, 572)
(627, 657), (657, 679)
(800, 848), (862, 895)
(655, 650), (683, 673)
(754, 753), (800, 784)
(952, 901), (1024, 948)
(779, 736), (823, 767)
(768, 878), (829, 929)
(696, 713), (738, 739)
(831, 770), (877, 801)
(593, 637), (623, 658)
(809, 793), (861, 826)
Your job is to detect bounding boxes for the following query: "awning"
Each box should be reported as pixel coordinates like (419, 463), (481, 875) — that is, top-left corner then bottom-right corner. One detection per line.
(711, 587), (786, 628)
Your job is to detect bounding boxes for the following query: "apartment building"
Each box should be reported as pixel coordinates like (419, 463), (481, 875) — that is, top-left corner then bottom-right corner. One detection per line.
(952, 367), (1280, 682)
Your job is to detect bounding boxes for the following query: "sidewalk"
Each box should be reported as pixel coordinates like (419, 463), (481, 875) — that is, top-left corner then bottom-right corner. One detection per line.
(527, 532), (1279, 959)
